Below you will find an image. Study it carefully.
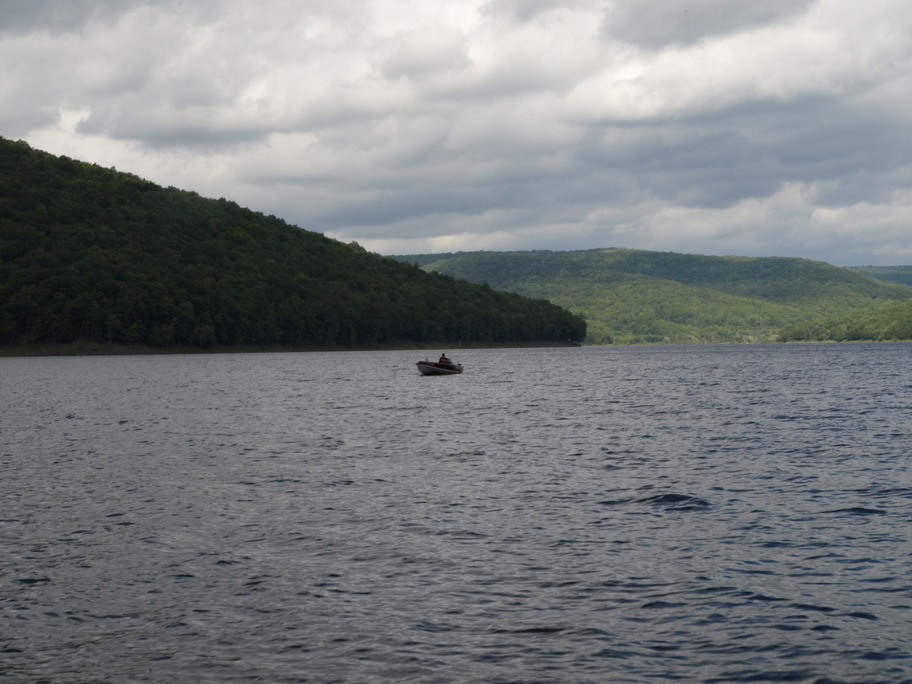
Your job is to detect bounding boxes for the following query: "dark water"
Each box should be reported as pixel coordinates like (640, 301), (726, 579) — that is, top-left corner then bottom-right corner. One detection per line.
(2, 344), (911, 683)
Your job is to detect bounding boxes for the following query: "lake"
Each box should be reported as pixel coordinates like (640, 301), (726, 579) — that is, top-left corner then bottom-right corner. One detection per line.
(2, 344), (911, 682)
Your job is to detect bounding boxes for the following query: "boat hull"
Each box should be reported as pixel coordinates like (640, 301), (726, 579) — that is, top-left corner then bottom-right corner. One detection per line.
(416, 361), (464, 375)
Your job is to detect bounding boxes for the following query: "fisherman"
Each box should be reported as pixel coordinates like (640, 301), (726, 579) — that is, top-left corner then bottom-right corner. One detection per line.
(439, 353), (450, 363)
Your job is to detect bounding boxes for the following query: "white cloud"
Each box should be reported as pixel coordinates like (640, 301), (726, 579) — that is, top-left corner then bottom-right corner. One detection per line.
(3, 0), (912, 265)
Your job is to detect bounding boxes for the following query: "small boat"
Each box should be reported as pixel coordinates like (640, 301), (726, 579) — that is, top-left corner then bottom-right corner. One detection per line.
(416, 355), (464, 375)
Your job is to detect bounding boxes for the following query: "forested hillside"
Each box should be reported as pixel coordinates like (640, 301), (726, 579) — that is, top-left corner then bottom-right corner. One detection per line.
(0, 138), (585, 351)
(394, 250), (912, 344)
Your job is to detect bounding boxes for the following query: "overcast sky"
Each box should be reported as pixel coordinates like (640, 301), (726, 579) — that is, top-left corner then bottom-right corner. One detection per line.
(3, 0), (911, 265)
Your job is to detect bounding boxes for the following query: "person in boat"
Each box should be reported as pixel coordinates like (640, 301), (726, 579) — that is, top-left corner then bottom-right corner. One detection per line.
(438, 353), (451, 364)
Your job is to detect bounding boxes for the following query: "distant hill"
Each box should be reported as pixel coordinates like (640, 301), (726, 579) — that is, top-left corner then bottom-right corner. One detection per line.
(848, 266), (912, 287)
(0, 138), (585, 351)
(392, 250), (912, 344)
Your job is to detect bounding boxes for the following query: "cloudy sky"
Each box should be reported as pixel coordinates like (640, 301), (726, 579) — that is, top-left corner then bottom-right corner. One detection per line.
(3, 0), (911, 265)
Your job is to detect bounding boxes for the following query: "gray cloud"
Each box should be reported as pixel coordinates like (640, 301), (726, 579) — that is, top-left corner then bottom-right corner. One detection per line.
(601, 0), (816, 48)
(0, 0), (151, 34)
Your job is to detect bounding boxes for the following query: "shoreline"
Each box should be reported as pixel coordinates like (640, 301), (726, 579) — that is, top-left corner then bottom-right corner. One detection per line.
(0, 339), (582, 357)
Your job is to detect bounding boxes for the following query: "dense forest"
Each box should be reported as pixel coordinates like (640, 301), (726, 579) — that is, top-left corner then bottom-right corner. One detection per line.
(394, 250), (912, 344)
(0, 138), (586, 351)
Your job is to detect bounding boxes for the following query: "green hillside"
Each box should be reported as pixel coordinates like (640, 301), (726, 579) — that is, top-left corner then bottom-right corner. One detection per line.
(0, 138), (585, 351)
(393, 249), (912, 344)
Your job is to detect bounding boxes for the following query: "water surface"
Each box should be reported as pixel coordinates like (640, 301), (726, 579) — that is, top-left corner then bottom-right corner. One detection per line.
(2, 344), (911, 682)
